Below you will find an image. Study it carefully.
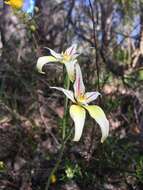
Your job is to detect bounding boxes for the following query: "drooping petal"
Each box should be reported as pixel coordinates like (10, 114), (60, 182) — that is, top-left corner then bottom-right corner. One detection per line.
(74, 64), (85, 98)
(36, 56), (58, 74)
(65, 44), (77, 56)
(85, 91), (101, 104)
(85, 105), (109, 143)
(46, 48), (62, 59)
(64, 60), (77, 82)
(70, 105), (86, 141)
(50, 87), (75, 103)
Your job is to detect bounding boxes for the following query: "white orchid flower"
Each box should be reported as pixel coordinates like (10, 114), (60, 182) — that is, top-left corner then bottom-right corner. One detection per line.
(36, 44), (79, 82)
(51, 64), (109, 143)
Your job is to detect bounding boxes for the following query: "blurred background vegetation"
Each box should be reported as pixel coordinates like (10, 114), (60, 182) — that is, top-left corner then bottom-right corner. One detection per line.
(0, 0), (143, 189)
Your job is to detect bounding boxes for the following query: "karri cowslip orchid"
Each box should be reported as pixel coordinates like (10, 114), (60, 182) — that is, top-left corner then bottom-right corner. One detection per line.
(51, 64), (109, 142)
(36, 44), (79, 82)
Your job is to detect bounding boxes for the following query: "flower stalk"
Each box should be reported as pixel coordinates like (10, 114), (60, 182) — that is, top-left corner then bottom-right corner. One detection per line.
(62, 71), (70, 140)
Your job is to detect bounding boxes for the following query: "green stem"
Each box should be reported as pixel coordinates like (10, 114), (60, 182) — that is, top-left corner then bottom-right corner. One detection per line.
(62, 74), (70, 140)
(45, 129), (73, 190)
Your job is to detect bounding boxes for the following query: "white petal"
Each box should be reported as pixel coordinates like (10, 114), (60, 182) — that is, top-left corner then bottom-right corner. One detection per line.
(70, 105), (86, 141)
(85, 92), (101, 104)
(46, 48), (62, 59)
(50, 87), (75, 103)
(74, 64), (85, 98)
(65, 44), (77, 56)
(85, 105), (109, 143)
(36, 56), (58, 74)
(64, 60), (77, 82)
(72, 53), (80, 60)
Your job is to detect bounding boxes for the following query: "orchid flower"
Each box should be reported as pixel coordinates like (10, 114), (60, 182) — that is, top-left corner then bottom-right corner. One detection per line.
(36, 44), (79, 82)
(51, 64), (109, 142)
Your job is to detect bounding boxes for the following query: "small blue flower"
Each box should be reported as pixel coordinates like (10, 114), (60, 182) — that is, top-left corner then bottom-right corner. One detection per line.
(22, 0), (35, 15)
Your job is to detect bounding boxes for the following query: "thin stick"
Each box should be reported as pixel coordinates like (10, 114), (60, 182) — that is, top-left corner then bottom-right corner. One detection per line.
(88, 0), (100, 93)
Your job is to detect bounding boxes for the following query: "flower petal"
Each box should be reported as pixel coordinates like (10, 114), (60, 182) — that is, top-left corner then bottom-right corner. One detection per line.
(36, 56), (58, 74)
(85, 105), (109, 143)
(70, 105), (86, 141)
(50, 87), (75, 103)
(85, 91), (101, 104)
(46, 48), (62, 59)
(74, 64), (85, 98)
(65, 44), (77, 56)
(64, 60), (77, 82)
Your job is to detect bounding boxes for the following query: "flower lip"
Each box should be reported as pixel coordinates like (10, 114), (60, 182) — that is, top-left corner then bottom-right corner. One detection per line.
(75, 95), (87, 106)
(62, 53), (72, 63)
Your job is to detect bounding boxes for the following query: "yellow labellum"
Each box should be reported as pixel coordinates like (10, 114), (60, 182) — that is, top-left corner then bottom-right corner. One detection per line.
(62, 53), (72, 63)
(76, 95), (86, 105)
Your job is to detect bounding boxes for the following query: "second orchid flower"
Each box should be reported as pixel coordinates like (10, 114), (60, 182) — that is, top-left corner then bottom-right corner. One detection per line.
(36, 44), (79, 82)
